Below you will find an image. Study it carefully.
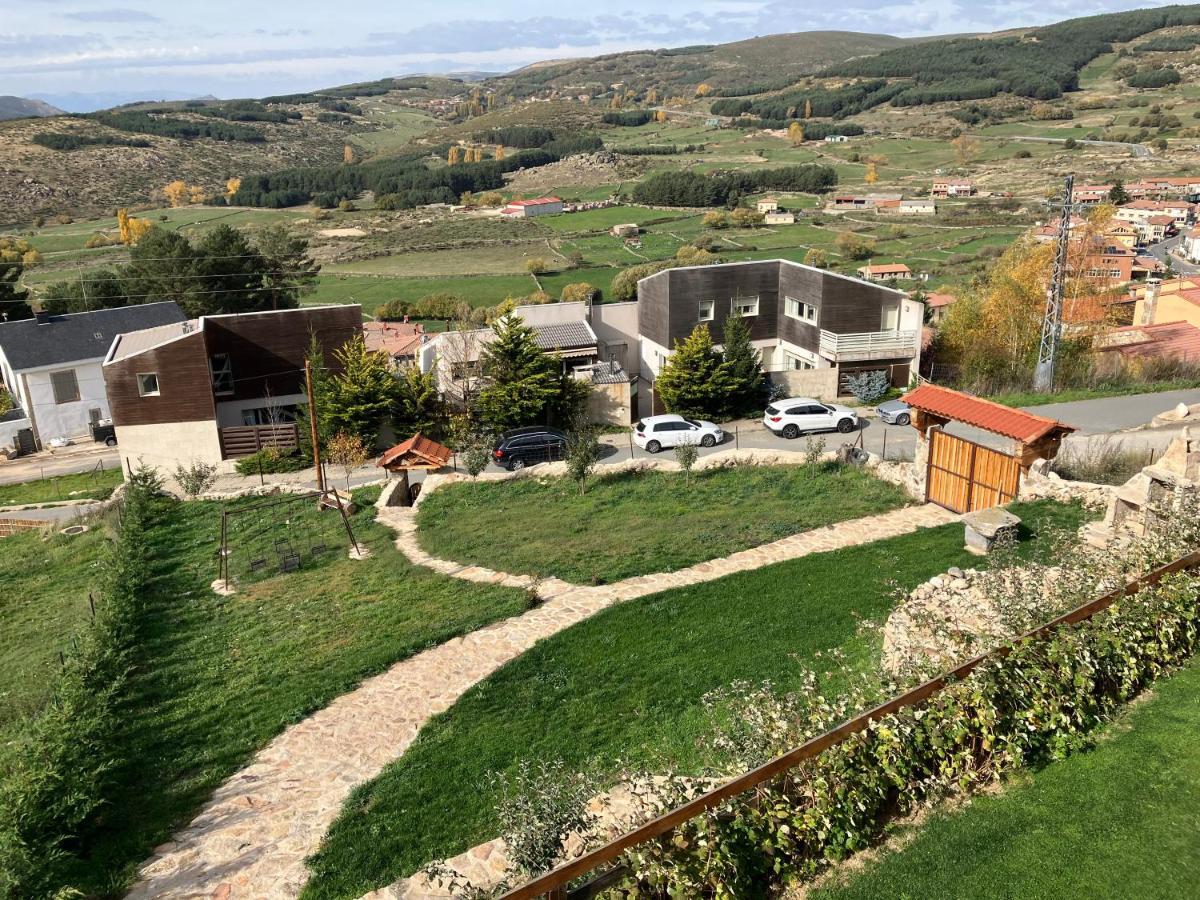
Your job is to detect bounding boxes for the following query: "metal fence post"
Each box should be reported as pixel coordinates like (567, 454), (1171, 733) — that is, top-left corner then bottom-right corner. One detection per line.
(735, 425), (739, 450)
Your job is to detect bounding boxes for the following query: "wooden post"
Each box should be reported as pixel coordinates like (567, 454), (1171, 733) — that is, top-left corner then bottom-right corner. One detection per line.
(305, 360), (325, 493)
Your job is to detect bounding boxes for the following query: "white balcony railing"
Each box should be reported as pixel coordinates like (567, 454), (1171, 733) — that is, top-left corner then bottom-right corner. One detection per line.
(818, 329), (919, 361)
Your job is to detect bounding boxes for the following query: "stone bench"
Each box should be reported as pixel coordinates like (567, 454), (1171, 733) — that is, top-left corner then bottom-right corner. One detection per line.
(963, 507), (1021, 554)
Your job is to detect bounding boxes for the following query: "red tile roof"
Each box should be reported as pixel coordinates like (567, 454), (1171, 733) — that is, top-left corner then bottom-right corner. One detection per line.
(505, 197), (562, 207)
(900, 385), (1075, 443)
(377, 432), (452, 469)
(363, 320), (426, 359)
(924, 292), (956, 308)
(1098, 321), (1200, 361)
(859, 263), (911, 275)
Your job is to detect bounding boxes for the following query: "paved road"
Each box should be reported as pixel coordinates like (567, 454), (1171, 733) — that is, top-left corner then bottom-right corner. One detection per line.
(1146, 233), (1200, 276)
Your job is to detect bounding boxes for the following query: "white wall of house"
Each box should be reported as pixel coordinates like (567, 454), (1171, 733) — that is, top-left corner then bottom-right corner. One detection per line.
(0, 413), (32, 449)
(23, 358), (110, 443)
(590, 301), (639, 376)
(114, 419), (225, 478)
(638, 335), (672, 379)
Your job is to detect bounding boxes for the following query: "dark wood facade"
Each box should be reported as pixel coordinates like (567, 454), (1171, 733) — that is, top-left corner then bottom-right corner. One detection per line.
(637, 261), (905, 354)
(104, 306), (362, 428)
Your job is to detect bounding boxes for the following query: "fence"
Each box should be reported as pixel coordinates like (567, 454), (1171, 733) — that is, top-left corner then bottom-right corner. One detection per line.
(218, 423), (299, 458)
(499, 548), (1200, 900)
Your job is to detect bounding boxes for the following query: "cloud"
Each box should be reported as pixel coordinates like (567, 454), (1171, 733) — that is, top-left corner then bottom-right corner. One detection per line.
(63, 7), (161, 23)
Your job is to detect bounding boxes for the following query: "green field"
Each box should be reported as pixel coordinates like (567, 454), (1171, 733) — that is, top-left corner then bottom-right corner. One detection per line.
(416, 463), (911, 584)
(0, 467), (123, 506)
(324, 242), (561, 277)
(304, 500), (1087, 899)
(308, 272), (541, 313)
(814, 655), (1200, 900)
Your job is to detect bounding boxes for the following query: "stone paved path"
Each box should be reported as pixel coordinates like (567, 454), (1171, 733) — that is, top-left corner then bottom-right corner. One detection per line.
(126, 502), (956, 900)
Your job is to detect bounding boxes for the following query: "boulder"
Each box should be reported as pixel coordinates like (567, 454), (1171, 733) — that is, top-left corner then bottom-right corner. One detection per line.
(963, 507), (1021, 554)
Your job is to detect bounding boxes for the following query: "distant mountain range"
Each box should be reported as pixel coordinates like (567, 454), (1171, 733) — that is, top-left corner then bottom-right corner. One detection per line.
(27, 91), (216, 114)
(0, 96), (64, 121)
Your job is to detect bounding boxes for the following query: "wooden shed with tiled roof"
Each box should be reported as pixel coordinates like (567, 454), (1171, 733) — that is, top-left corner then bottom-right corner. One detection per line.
(377, 433), (453, 507)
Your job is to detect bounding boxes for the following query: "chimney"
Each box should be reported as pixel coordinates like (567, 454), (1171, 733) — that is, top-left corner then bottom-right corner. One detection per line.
(34, 310), (50, 325)
(1140, 278), (1161, 326)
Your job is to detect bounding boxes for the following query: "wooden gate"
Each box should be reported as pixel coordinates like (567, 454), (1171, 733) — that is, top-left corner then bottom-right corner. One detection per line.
(926, 428), (1020, 513)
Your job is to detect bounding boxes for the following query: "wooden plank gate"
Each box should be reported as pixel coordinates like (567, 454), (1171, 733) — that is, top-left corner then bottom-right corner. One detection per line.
(925, 427), (1020, 513)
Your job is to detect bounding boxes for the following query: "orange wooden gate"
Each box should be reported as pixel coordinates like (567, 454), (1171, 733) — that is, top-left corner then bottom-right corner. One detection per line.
(925, 428), (1020, 513)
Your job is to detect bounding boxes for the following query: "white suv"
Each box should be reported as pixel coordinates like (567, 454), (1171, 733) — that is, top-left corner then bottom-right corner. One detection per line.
(634, 414), (724, 453)
(763, 397), (859, 438)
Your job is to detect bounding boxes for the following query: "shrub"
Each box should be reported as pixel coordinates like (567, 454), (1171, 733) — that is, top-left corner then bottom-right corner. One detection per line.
(524, 257), (548, 275)
(172, 459), (218, 498)
(1014, 148), (1032, 158)
(674, 439), (699, 484)
(564, 418), (602, 494)
(1049, 438), (1153, 485)
(844, 370), (891, 403)
(233, 446), (308, 476)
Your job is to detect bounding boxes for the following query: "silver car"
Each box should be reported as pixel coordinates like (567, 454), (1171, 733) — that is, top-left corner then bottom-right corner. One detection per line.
(876, 399), (912, 426)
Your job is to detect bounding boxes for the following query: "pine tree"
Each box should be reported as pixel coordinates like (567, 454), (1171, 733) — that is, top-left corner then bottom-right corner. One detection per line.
(255, 225), (319, 310)
(719, 313), (764, 418)
(324, 334), (396, 446)
(1108, 178), (1130, 204)
(0, 262), (33, 321)
(393, 365), (446, 439)
(475, 314), (565, 431)
(654, 324), (730, 419)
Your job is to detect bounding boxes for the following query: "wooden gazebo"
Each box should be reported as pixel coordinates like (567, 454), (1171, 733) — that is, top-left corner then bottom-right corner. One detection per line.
(377, 432), (453, 506)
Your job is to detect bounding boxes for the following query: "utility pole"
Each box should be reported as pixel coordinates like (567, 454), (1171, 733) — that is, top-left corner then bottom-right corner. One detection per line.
(304, 360), (325, 493)
(1034, 173), (1074, 393)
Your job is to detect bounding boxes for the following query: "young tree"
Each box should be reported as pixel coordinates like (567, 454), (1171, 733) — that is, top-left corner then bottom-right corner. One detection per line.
(674, 438), (699, 485)
(255, 225), (320, 310)
(719, 313), (764, 418)
(564, 416), (602, 494)
(225, 176), (242, 199)
(951, 134), (981, 165)
(326, 430), (370, 490)
(559, 282), (597, 303)
(343, 143), (357, 164)
(803, 247), (828, 268)
(324, 335), (396, 446)
(835, 231), (876, 260)
(0, 262), (33, 321)
(655, 325), (730, 419)
(476, 314), (571, 431)
(172, 460), (218, 498)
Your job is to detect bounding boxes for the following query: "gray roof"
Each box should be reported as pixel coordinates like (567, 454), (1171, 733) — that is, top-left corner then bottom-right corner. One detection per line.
(532, 320), (596, 351)
(107, 319), (198, 362)
(0, 302), (186, 371)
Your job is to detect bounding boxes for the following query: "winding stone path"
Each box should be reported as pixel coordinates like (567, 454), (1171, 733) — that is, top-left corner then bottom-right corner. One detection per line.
(126, 501), (956, 899)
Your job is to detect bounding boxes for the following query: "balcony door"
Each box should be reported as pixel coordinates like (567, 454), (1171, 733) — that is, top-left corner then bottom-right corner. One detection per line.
(881, 303), (900, 332)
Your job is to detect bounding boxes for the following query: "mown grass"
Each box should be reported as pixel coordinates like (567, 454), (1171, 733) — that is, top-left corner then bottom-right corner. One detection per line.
(0, 520), (112, 741)
(812, 654), (1200, 900)
(0, 466), (123, 506)
(991, 379), (1200, 409)
(304, 500), (1088, 899)
(416, 463), (912, 584)
(26, 487), (526, 895)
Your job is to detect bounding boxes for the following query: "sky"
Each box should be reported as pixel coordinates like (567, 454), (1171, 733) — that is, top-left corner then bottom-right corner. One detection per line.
(0, 0), (1183, 109)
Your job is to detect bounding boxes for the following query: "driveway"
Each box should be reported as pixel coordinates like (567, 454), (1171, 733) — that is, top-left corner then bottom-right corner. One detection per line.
(0, 442), (119, 485)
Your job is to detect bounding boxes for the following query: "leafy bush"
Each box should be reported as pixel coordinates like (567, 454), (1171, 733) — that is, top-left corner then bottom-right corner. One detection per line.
(233, 446), (308, 476)
(172, 459), (218, 498)
(844, 370), (891, 404)
(1127, 67), (1182, 89)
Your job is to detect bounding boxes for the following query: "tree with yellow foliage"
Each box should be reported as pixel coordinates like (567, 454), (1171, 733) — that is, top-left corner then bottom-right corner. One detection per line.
(951, 134), (981, 166)
(225, 176), (241, 199)
(343, 143), (357, 164)
(609, 93), (623, 110)
(188, 185), (208, 204)
(695, 83), (712, 97)
(163, 180), (189, 208)
(448, 146), (462, 166)
(494, 144), (505, 161)
(645, 87), (658, 106)
(655, 110), (668, 123)
(479, 191), (505, 208)
(803, 98), (813, 119)
(116, 209), (153, 246)
(864, 162), (878, 185)
(787, 122), (804, 146)
(21, 249), (42, 268)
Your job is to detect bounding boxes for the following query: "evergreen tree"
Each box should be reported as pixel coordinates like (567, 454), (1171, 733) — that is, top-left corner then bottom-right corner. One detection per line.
(655, 324), (731, 419)
(41, 269), (128, 314)
(475, 314), (567, 431)
(1108, 178), (1130, 205)
(255, 225), (319, 310)
(192, 224), (269, 316)
(121, 227), (201, 311)
(324, 334), (396, 446)
(393, 365), (447, 439)
(719, 313), (764, 417)
(0, 262), (33, 321)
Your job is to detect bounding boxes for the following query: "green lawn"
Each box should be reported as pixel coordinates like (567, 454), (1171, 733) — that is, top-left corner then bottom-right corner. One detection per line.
(304, 500), (1087, 899)
(993, 378), (1200, 409)
(24, 488), (526, 895)
(416, 463), (912, 584)
(0, 522), (113, 739)
(307, 272), (539, 313)
(813, 654), (1200, 900)
(0, 467), (123, 506)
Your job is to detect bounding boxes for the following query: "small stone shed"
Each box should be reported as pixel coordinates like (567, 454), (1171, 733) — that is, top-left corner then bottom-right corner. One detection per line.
(377, 433), (453, 506)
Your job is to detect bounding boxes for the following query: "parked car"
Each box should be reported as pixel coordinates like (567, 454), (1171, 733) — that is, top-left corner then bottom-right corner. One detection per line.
(633, 414), (724, 453)
(875, 399), (912, 427)
(492, 426), (567, 470)
(762, 398), (859, 438)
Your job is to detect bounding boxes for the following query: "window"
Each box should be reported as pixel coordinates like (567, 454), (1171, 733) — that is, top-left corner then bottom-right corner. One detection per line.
(210, 353), (234, 395)
(698, 299), (714, 322)
(784, 351), (814, 371)
(450, 361), (481, 381)
(733, 295), (759, 317)
(241, 405), (297, 426)
(50, 369), (79, 404)
(136, 373), (160, 397)
(784, 296), (817, 324)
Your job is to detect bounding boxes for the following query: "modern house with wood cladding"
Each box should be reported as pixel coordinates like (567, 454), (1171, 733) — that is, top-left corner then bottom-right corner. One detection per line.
(102, 305), (361, 476)
(636, 260), (923, 409)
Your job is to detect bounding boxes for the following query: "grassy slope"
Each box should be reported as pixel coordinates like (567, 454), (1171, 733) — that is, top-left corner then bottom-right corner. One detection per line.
(0, 522), (112, 739)
(302, 500), (1087, 899)
(0, 467), (123, 506)
(813, 655), (1200, 900)
(34, 489), (525, 895)
(416, 463), (911, 584)
(991, 379), (1200, 409)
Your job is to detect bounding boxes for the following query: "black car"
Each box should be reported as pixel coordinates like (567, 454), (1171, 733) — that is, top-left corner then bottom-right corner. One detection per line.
(492, 426), (568, 471)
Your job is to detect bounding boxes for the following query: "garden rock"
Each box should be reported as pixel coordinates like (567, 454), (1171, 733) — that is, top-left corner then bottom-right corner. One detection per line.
(962, 507), (1020, 554)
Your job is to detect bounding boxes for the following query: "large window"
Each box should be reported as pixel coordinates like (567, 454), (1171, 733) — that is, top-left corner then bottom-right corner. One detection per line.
(698, 299), (714, 322)
(784, 351), (814, 371)
(733, 295), (759, 317)
(136, 373), (160, 397)
(50, 369), (79, 404)
(784, 296), (818, 324)
(210, 353), (234, 395)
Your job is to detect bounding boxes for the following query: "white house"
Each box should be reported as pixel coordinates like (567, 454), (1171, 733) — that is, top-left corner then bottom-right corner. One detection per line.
(501, 197), (564, 218)
(0, 302), (185, 451)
